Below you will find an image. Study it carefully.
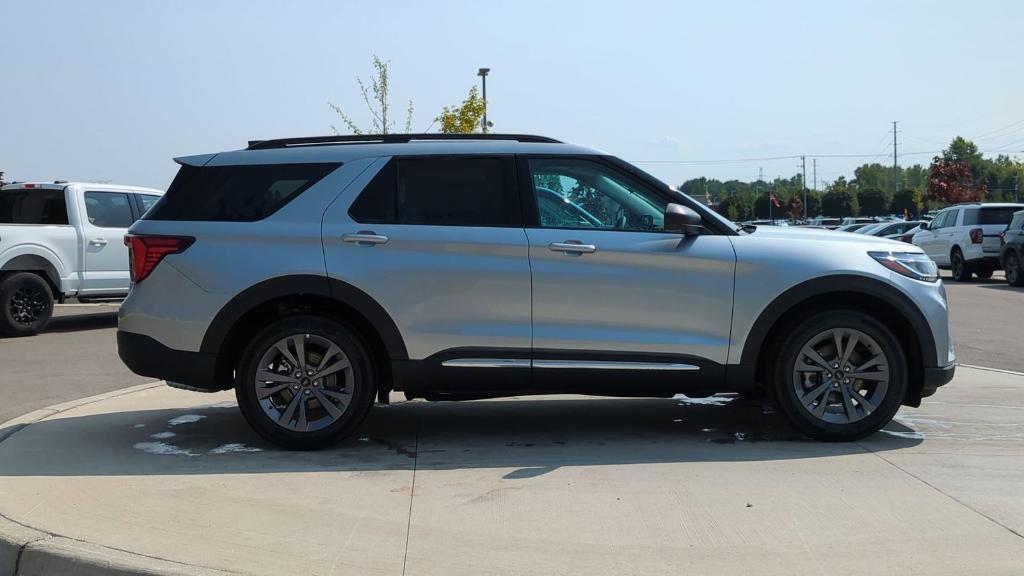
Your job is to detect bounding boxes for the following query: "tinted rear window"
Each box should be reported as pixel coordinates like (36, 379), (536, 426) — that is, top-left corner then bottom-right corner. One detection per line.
(963, 207), (1022, 226)
(348, 157), (517, 227)
(0, 188), (69, 225)
(146, 163), (340, 222)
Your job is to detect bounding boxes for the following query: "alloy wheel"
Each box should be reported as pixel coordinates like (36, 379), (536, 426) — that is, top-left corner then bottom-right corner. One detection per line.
(1007, 254), (1020, 285)
(9, 287), (46, 326)
(254, 333), (354, 432)
(792, 327), (890, 425)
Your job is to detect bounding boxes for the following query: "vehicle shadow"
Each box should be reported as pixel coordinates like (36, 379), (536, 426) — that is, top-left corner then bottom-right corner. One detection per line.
(0, 395), (922, 478)
(976, 284), (1023, 292)
(42, 311), (118, 333)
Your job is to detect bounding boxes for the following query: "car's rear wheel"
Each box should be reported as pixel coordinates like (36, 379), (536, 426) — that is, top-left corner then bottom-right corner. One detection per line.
(1004, 252), (1023, 286)
(235, 315), (376, 450)
(950, 248), (971, 282)
(0, 272), (54, 337)
(772, 310), (907, 441)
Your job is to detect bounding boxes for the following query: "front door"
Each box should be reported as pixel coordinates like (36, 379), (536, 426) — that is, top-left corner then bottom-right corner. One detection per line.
(521, 156), (736, 389)
(80, 190), (134, 294)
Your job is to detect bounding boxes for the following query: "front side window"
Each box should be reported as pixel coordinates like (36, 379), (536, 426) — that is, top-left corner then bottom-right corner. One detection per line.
(84, 191), (133, 228)
(349, 157), (516, 227)
(528, 158), (667, 231)
(0, 188), (69, 225)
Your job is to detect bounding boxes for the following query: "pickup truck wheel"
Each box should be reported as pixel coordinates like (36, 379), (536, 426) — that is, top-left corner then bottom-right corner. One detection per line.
(950, 248), (972, 282)
(1006, 252), (1023, 286)
(772, 310), (907, 441)
(0, 273), (54, 337)
(235, 315), (376, 450)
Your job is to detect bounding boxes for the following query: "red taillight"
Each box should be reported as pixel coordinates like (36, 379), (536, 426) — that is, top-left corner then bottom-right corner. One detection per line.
(124, 235), (194, 283)
(969, 228), (983, 244)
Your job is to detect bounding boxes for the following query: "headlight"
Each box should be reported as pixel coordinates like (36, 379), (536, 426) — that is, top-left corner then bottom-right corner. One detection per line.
(869, 251), (938, 282)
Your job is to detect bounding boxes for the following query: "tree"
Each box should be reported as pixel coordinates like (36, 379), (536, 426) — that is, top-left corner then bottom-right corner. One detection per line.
(716, 196), (743, 221)
(858, 188), (889, 216)
(436, 86), (486, 134)
(890, 189), (919, 218)
(927, 156), (986, 206)
(785, 195), (803, 221)
(329, 55), (413, 134)
(822, 189), (857, 217)
(804, 192), (822, 218)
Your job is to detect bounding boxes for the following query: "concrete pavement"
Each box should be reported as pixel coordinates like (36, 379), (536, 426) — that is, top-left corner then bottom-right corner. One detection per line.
(0, 366), (1022, 575)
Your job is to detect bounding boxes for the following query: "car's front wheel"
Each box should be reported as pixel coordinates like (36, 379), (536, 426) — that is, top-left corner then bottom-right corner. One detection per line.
(1005, 252), (1023, 287)
(772, 310), (907, 441)
(235, 316), (376, 450)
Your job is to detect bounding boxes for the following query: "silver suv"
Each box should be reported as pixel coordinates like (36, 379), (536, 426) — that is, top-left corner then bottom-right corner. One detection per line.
(117, 134), (955, 449)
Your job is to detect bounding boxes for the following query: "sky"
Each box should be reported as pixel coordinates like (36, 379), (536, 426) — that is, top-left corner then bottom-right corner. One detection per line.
(2, 0), (1023, 191)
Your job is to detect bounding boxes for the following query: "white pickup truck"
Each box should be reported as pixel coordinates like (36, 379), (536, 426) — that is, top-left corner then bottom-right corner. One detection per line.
(0, 181), (163, 335)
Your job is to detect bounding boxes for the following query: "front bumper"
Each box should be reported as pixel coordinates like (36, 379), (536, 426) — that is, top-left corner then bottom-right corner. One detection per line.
(117, 330), (221, 391)
(920, 363), (956, 399)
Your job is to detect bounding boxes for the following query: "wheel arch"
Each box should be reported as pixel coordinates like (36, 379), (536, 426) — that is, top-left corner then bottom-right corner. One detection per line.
(0, 253), (62, 295)
(732, 275), (937, 406)
(201, 275), (408, 399)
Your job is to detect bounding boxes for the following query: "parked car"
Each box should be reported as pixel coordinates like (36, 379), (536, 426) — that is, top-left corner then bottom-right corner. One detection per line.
(0, 182), (163, 335)
(836, 222), (873, 232)
(913, 202), (1024, 281)
(864, 221), (926, 239)
(117, 133), (955, 449)
(809, 217), (842, 229)
(894, 225), (924, 244)
(999, 209), (1024, 286)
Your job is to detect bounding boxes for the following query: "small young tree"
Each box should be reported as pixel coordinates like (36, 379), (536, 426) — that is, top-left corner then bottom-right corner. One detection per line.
(927, 156), (986, 206)
(436, 86), (486, 134)
(329, 55), (413, 134)
(785, 195), (803, 221)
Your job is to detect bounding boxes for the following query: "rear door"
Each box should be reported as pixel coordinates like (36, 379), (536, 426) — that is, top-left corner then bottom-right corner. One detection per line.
(521, 156), (736, 385)
(79, 190), (134, 293)
(322, 155), (532, 381)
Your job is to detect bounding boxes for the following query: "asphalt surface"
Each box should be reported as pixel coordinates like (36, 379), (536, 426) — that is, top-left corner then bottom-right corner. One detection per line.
(0, 272), (1020, 424)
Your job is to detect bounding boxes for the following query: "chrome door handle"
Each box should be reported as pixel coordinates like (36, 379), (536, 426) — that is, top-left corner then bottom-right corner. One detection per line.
(342, 232), (389, 246)
(89, 238), (108, 246)
(549, 241), (596, 255)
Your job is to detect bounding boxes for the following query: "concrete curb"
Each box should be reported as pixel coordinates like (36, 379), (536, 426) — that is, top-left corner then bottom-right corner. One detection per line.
(0, 382), (238, 576)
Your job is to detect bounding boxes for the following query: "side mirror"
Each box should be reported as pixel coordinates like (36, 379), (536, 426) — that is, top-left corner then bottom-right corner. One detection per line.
(919, 221), (930, 230)
(664, 203), (703, 236)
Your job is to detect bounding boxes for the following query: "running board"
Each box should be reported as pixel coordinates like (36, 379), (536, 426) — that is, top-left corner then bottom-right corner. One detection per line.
(441, 358), (699, 371)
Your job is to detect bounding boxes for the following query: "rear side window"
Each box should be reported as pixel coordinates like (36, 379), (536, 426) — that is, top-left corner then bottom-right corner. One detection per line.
(84, 191), (133, 228)
(348, 157), (517, 227)
(963, 207), (1021, 226)
(146, 163), (340, 222)
(136, 194), (160, 215)
(0, 188), (69, 225)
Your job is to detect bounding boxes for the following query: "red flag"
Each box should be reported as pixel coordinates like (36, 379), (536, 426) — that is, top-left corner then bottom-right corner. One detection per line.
(770, 193), (781, 208)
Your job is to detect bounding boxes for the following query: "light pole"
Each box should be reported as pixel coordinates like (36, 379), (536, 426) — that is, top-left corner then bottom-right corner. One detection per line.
(477, 68), (490, 133)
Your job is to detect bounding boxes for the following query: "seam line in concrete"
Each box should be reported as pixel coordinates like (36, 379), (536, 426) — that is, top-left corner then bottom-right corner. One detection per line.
(400, 412), (421, 576)
(0, 382), (164, 447)
(858, 443), (1024, 541)
(957, 363), (1024, 377)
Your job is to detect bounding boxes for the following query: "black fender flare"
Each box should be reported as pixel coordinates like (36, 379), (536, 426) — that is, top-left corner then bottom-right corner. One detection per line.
(733, 274), (938, 381)
(200, 274), (408, 360)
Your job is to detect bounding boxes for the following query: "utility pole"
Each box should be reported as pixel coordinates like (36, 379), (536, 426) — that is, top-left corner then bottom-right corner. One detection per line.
(478, 68), (490, 133)
(892, 120), (899, 194)
(1015, 173), (1020, 203)
(801, 155), (807, 219)
(812, 158), (817, 193)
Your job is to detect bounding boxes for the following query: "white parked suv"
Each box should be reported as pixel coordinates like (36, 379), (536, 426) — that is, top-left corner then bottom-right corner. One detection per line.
(0, 181), (163, 335)
(912, 203), (1024, 281)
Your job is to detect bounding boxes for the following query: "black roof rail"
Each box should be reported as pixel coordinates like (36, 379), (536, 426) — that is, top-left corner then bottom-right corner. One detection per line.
(246, 133), (561, 150)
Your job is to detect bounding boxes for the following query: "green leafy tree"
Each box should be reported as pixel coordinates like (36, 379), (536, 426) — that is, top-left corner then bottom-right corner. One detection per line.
(436, 86), (486, 133)
(858, 188), (889, 216)
(329, 55), (413, 134)
(822, 189), (858, 217)
(890, 189), (919, 218)
(716, 196), (743, 221)
(804, 191), (822, 217)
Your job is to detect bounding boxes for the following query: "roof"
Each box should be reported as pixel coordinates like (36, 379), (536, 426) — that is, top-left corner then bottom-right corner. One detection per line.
(176, 134), (606, 167)
(1, 182), (163, 194)
(946, 202), (1024, 209)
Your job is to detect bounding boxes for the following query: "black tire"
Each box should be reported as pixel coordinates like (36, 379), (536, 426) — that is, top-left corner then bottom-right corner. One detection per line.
(1004, 252), (1023, 287)
(950, 248), (972, 282)
(0, 272), (54, 337)
(771, 310), (908, 441)
(235, 315), (377, 450)
(975, 267), (994, 279)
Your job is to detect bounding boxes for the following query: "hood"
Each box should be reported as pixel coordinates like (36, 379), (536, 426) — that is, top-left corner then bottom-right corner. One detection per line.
(747, 225), (918, 251)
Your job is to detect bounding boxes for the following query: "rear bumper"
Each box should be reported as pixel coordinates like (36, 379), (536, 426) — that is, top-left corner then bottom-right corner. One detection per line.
(117, 330), (221, 391)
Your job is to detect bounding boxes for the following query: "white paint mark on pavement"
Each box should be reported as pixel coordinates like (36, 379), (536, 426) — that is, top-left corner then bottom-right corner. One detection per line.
(133, 442), (197, 456)
(150, 432), (176, 440)
(168, 414), (206, 427)
(210, 443), (262, 454)
(675, 395), (734, 406)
